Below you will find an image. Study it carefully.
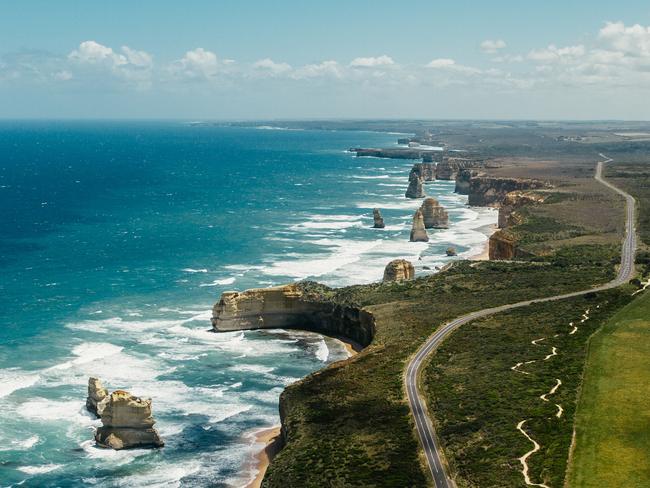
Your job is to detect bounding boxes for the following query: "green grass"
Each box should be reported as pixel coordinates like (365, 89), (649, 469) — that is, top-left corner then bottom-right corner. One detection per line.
(567, 290), (650, 487)
(423, 289), (633, 488)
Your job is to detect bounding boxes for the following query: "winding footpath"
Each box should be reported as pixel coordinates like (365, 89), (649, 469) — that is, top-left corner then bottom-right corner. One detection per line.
(404, 155), (637, 488)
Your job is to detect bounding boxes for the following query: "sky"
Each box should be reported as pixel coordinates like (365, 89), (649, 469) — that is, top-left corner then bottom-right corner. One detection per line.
(1, 0), (650, 120)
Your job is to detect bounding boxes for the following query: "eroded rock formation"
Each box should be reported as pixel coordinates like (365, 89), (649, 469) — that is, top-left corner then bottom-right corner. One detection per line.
(410, 162), (436, 181)
(212, 283), (375, 347)
(93, 389), (164, 450)
(498, 191), (548, 228)
(420, 197), (449, 228)
(446, 247), (457, 256)
(405, 176), (425, 198)
(435, 160), (458, 180)
(372, 208), (385, 228)
(410, 209), (429, 242)
(383, 259), (415, 282)
(488, 230), (518, 260)
(86, 377), (108, 417)
(455, 169), (482, 194)
(468, 177), (549, 207)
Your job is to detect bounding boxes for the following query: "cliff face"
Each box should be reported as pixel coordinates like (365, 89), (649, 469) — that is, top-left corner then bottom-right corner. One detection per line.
(498, 191), (547, 228)
(435, 161), (458, 180)
(488, 231), (517, 260)
(468, 177), (548, 207)
(383, 259), (415, 282)
(455, 169), (481, 195)
(212, 284), (376, 347)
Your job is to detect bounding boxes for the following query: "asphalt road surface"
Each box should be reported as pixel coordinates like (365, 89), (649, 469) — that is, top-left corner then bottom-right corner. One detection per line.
(405, 156), (637, 487)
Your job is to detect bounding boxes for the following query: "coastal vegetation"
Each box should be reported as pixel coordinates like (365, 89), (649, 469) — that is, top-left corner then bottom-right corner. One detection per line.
(260, 145), (639, 487)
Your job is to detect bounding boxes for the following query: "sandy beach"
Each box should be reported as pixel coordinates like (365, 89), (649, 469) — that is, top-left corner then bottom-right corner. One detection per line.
(245, 426), (283, 488)
(471, 223), (497, 261)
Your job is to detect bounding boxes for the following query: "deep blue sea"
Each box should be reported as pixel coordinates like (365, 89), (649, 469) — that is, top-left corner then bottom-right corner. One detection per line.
(0, 122), (496, 487)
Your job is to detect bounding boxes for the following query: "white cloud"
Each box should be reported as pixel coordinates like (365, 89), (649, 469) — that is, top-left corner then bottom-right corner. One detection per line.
(481, 39), (506, 54)
(169, 48), (219, 80)
(67, 41), (153, 88)
(253, 58), (292, 75)
(426, 58), (456, 68)
(291, 60), (342, 79)
(527, 44), (585, 63)
(53, 70), (73, 81)
(599, 21), (650, 56)
(349, 55), (395, 68)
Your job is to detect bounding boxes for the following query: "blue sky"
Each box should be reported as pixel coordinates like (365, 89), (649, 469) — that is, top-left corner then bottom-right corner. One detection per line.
(2, 0), (650, 119)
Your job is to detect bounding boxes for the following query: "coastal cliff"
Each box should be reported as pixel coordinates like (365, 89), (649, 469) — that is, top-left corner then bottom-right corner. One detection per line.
(468, 177), (549, 207)
(212, 283), (375, 348)
(498, 191), (548, 228)
(455, 169), (481, 194)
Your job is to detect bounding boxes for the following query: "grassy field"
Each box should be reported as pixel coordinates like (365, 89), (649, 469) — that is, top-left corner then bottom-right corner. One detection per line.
(567, 291), (650, 487)
(423, 289), (633, 488)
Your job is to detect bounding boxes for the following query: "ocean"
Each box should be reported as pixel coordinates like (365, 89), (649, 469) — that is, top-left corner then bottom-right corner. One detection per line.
(0, 121), (496, 487)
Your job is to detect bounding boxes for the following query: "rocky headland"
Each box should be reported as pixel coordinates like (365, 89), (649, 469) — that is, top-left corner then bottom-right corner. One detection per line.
(468, 176), (549, 207)
(212, 283), (375, 347)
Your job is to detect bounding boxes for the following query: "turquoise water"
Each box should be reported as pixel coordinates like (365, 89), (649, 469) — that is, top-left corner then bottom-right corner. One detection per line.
(0, 122), (496, 487)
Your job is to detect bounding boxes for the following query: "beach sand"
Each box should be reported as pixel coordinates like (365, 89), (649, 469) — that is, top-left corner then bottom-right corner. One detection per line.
(471, 223), (497, 261)
(245, 426), (283, 488)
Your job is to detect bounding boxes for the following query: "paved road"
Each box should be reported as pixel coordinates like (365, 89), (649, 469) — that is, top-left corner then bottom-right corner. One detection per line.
(405, 156), (637, 488)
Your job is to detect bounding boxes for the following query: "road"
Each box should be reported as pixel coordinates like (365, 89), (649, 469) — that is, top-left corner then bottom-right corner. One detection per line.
(404, 155), (637, 488)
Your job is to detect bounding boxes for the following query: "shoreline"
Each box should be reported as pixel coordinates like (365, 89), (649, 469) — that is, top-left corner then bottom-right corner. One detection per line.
(244, 426), (283, 488)
(470, 222), (497, 261)
(245, 334), (360, 486)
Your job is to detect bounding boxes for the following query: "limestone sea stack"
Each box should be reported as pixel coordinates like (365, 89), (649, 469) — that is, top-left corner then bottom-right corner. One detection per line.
(410, 162), (436, 181)
(409, 209), (429, 242)
(446, 247), (457, 256)
(86, 377), (109, 417)
(405, 176), (425, 199)
(372, 208), (385, 228)
(383, 259), (415, 282)
(94, 390), (164, 450)
(419, 197), (449, 228)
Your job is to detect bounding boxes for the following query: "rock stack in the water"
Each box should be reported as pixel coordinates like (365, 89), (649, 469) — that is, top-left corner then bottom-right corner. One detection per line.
(405, 175), (425, 199)
(383, 259), (415, 282)
(446, 247), (457, 256)
(419, 197), (449, 228)
(372, 208), (385, 228)
(409, 209), (429, 242)
(87, 379), (164, 450)
(86, 377), (108, 417)
(410, 162), (436, 181)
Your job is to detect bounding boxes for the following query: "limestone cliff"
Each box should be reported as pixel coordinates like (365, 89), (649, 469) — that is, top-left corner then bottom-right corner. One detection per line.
(372, 208), (385, 228)
(436, 157), (484, 181)
(468, 177), (549, 207)
(498, 191), (548, 228)
(351, 148), (439, 160)
(454, 169), (482, 195)
(434, 160), (458, 180)
(94, 390), (164, 450)
(409, 209), (429, 242)
(212, 283), (375, 347)
(86, 377), (108, 417)
(383, 259), (415, 282)
(405, 176), (425, 199)
(419, 197), (448, 228)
